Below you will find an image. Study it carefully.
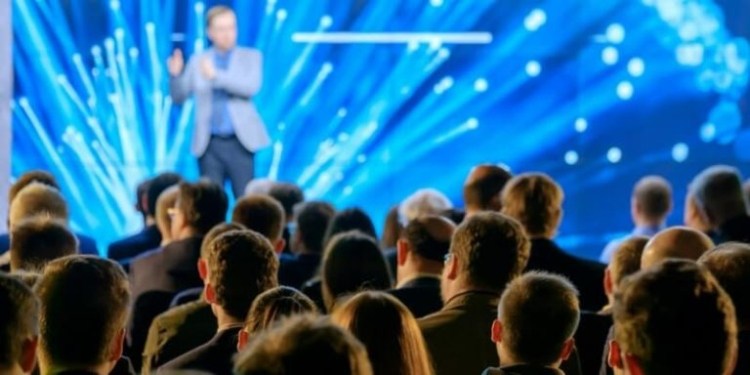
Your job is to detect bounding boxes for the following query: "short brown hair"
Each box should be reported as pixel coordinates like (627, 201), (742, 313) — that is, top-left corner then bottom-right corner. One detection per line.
(633, 176), (672, 221)
(155, 185), (180, 240)
(613, 260), (736, 375)
(200, 222), (245, 260)
(232, 195), (286, 243)
(234, 315), (373, 375)
(177, 180), (228, 235)
(609, 236), (649, 286)
(463, 164), (512, 211)
(0, 273), (39, 369)
(501, 173), (563, 238)
(689, 165), (746, 226)
(245, 286), (318, 335)
(10, 217), (78, 272)
(295, 201), (336, 254)
(35, 256), (130, 368)
(499, 272), (579, 365)
(699, 242), (750, 328)
(207, 230), (279, 320)
(206, 5), (235, 27)
(450, 212), (530, 292)
(401, 215), (454, 262)
(9, 170), (59, 204)
(269, 183), (305, 219)
(9, 183), (69, 227)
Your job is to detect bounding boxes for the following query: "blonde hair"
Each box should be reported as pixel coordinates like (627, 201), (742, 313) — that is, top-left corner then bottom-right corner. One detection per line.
(155, 185), (179, 243)
(501, 173), (563, 238)
(331, 291), (434, 375)
(206, 5), (235, 27)
(9, 183), (69, 228)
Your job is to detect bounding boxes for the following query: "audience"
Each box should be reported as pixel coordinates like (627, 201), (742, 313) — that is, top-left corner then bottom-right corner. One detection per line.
(0, 272), (39, 375)
(699, 242), (750, 375)
(485, 272), (580, 375)
(608, 260), (737, 374)
(602, 236), (649, 314)
(159, 229), (278, 375)
(419, 212), (530, 375)
(389, 215), (454, 318)
(154, 185), (180, 247)
(640, 226), (714, 268)
(268, 182), (305, 254)
(238, 286), (318, 350)
(35, 256), (130, 375)
(398, 189), (453, 226)
(600, 176), (672, 263)
(278, 201), (336, 289)
(332, 291), (434, 375)
(685, 165), (750, 244)
(322, 208), (378, 247)
(9, 217), (77, 272)
(232, 194), (286, 253)
(502, 173), (606, 311)
(380, 205), (402, 250)
(233, 315), (373, 375)
(463, 164), (513, 217)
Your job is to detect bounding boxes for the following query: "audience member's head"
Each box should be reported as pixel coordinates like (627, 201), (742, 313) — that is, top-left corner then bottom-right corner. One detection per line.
(8, 183), (68, 229)
(501, 173), (563, 239)
(268, 183), (305, 224)
(441, 212), (530, 302)
(609, 260), (736, 375)
(332, 291), (433, 375)
(145, 172), (182, 221)
(380, 205), (402, 250)
(604, 236), (649, 305)
(9, 217), (78, 272)
(688, 165), (747, 229)
(171, 180), (228, 239)
(35, 256), (130, 375)
(232, 195), (286, 252)
(640, 226), (714, 269)
(323, 208), (377, 249)
(8, 170), (59, 205)
(134, 179), (150, 223)
(10, 271), (41, 289)
(396, 215), (455, 285)
(321, 231), (392, 311)
(197, 222), (246, 281)
(699, 242), (750, 330)
(493, 272), (579, 369)
(204, 230), (279, 324)
(399, 189), (453, 226)
(0, 273), (39, 374)
(155, 185), (180, 246)
(239, 286), (318, 350)
(292, 201), (336, 255)
(463, 164), (512, 215)
(244, 178), (276, 197)
(234, 315), (373, 375)
(631, 176), (672, 227)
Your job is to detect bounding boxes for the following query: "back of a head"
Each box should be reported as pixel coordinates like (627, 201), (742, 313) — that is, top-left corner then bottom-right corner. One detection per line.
(463, 164), (513, 212)
(323, 208), (377, 249)
(207, 230), (279, 320)
(381, 206), (402, 249)
(332, 291), (433, 375)
(402, 215), (455, 262)
(9, 183), (69, 228)
(699, 242), (750, 329)
(10, 217), (78, 272)
(268, 183), (305, 221)
(0, 273), (39, 370)
(244, 178), (277, 197)
(245, 286), (318, 335)
(613, 259), (736, 375)
(633, 176), (672, 222)
(178, 180), (228, 235)
(146, 172), (182, 218)
(451, 212), (531, 292)
(399, 189), (452, 225)
(322, 231), (391, 310)
(640, 227), (714, 269)
(295, 201), (336, 254)
(199, 222), (245, 260)
(498, 272), (580, 366)
(156, 185), (180, 239)
(232, 195), (286, 243)
(234, 315), (373, 375)
(610, 236), (650, 286)
(9, 170), (59, 205)
(501, 173), (563, 238)
(35, 255), (130, 370)
(689, 165), (747, 226)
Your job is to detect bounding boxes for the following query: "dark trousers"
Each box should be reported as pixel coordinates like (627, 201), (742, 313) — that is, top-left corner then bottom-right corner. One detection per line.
(198, 136), (254, 199)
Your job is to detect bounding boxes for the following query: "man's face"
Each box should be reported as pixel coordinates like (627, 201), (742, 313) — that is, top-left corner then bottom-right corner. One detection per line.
(208, 12), (238, 51)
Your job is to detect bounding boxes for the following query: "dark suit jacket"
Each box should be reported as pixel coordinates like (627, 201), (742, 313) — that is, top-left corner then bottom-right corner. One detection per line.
(716, 214), (750, 245)
(735, 330), (750, 375)
(388, 276), (443, 318)
(301, 278), (326, 312)
(0, 231), (99, 256)
(158, 326), (242, 375)
(483, 364), (564, 375)
(108, 225), (161, 262)
(278, 253), (321, 289)
(129, 237), (204, 301)
(526, 239), (606, 311)
(574, 311), (612, 375)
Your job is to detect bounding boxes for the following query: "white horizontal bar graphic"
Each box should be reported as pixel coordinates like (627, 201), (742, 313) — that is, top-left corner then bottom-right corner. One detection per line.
(291, 32), (493, 44)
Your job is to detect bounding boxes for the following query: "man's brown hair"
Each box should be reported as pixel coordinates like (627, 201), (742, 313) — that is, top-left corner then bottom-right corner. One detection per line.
(232, 195), (286, 243)
(10, 217), (78, 272)
(8, 170), (59, 205)
(0, 273), (39, 369)
(463, 164), (512, 211)
(610, 236), (649, 286)
(699, 242), (750, 329)
(633, 176), (672, 221)
(9, 183), (69, 227)
(501, 173), (563, 238)
(177, 180), (228, 235)
(200, 222), (245, 260)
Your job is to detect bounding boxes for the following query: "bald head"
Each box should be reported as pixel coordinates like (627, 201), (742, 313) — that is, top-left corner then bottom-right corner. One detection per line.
(464, 164), (512, 214)
(641, 227), (714, 268)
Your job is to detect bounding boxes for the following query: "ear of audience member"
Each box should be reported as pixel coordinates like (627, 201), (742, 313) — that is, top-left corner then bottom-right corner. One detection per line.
(36, 256), (130, 375)
(687, 165), (750, 244)
(399, 189), (453, 226)
(155, 186), (180, 247)
(640, 226), (714, 269)
(279, 202), (335, 289)
(321, 231), (392, 311)
(602, 236), (649, 312)
(463, 164), (512, 216)
(0, 272), (39, 375)
(10, 217), (78, 272)
(239, 286), (318, 350)
(231, 195), (286, 253)
(233, 315), (373, 375)
(332, 291), (434, 375)
(488, 272), (579, 373)
(322, 208), (378, 250)
(609, 260), (737, 375)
